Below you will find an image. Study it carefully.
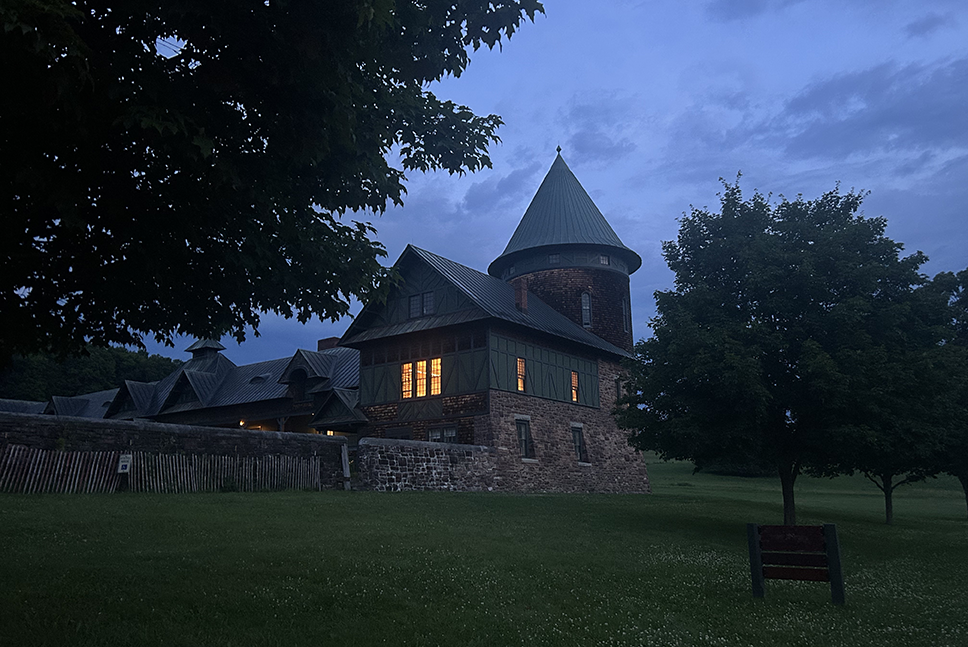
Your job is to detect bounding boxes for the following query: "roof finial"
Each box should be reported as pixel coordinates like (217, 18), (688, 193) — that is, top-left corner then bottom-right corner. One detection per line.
(556, 145), (562, 154)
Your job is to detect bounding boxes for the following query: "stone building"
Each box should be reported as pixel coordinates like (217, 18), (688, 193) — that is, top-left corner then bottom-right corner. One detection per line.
(320, 152), (650, 493)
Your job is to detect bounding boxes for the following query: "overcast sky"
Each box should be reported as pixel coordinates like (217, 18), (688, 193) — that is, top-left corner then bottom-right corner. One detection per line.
(146, 0), (968, 365)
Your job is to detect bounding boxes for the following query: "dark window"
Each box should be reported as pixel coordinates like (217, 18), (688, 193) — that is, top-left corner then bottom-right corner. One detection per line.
(472, 330), (487, 348)
(548, 253), (560, 264)
(442, 337), (456, 354)
(516, 420), (534, 459)
(581, 292), (592, 328)
(429, 426), (458, 443)
(622, 297), (630, 333)
(600, 254), (610, 266)
(409, 292), (434, 319)
(572, 425), (589, 462)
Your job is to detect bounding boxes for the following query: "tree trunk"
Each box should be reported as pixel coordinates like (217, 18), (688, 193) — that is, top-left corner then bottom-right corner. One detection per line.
(882, 473), (894, 525)
(779, 463), (797, 526)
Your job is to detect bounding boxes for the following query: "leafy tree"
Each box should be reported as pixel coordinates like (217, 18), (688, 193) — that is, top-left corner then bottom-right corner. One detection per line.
(618, 180), (928, 525)
(931, 269), (968, 519)
(0, 347), (182, 402)
(0, 0), (543, 365)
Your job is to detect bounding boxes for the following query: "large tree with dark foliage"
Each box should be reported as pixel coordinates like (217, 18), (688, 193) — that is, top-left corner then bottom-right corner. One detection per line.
(0, 347), (181, 402)
(932, 269), (968, 519)
(617, 181), (929, 525)
(0, 0), (543, 364)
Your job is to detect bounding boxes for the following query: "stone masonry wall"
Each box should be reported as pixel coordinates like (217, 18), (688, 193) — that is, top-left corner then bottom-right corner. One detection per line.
(484, 358), (650, 493)
(523, 268), (633, 352)
(357, 437), (498, 492)
(0, 411), (348, 489)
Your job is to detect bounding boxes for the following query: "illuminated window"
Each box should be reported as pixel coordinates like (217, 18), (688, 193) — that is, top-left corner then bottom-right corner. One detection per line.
(516, 357), (526, 392)
(430, 358), (441, 395)
(516, 419), (534, 459)
(571, 371), (579, 402)
(416, 360), (428, 397)
(581, 292), (592, 328)
(401, 363), (413, 398)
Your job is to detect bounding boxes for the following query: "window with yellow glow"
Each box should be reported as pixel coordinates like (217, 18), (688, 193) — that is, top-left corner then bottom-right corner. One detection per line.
(571, 371), (579, 402)
(401, 362), (413, 398)
(430, 358), (441, 395)
(516, 357), (526, 392)
(416, 360), (428, 397)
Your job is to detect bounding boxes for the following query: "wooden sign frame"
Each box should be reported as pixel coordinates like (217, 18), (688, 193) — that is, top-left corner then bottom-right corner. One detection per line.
(747, 523), (845, 605)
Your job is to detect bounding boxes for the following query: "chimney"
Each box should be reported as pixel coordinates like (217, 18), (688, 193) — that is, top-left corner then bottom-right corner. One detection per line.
(317, 337), (340, 351)
(513, 277), (528, 313)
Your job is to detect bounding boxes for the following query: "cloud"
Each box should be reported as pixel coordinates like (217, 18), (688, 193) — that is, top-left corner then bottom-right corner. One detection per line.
(461, 162), (542, 213)
(904, 12), (957, 38)
(773, 58), (968, 163)
(556, 91), (642, 165)
(704, 0), (804, 22)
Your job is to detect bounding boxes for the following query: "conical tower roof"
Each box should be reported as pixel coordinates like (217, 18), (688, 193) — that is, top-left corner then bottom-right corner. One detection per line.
(488, 152), (641, 278)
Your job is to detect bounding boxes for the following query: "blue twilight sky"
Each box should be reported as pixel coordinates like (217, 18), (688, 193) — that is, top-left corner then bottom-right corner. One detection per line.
(145, 0), (968, 365)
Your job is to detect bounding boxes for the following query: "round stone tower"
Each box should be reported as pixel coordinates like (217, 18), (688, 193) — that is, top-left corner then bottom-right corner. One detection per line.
(488, 152), (641, 352)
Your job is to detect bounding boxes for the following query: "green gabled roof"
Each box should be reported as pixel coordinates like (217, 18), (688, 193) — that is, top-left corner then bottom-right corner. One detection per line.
(488, 153), (641, 276)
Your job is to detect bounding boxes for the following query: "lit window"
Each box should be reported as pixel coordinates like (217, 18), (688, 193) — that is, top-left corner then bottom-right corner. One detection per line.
(600, 254), (610, 265)
(416, 360), (427, 397)
(401, 363), (413, 398)
(572, 424), (589, 462)
(516, 419), (534, 459)
(516, 357), (526, 392)
(581, 292), (592, 328)
(430, 358), (441, 395)
(571, 371), (579, 402)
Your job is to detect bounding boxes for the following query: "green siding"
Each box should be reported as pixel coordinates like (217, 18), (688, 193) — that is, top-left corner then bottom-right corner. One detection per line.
(488, 333), (599, 407)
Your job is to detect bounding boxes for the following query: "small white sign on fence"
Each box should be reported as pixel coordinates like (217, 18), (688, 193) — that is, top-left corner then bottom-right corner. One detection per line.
(117, 453), (133, 474)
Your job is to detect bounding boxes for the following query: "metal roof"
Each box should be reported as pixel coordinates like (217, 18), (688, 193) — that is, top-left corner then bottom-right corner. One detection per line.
(48, 388), (120, 418)
(344, 245), (630, 358)
(488, 153), (641, 277)
(184, 338), (226, 352)
(0, 398), (47, 414)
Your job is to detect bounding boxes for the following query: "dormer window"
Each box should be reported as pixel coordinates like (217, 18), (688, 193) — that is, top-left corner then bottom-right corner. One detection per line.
(599, 254), (610, 266)
(548, 253), (560, 264)
(409, 292), (435, 319)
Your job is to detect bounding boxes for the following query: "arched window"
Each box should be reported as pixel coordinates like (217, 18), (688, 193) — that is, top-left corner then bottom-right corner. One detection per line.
(581, 292), (592, 328)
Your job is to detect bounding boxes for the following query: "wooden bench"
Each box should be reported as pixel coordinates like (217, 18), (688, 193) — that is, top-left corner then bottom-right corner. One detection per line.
(747, 523), (845, 605)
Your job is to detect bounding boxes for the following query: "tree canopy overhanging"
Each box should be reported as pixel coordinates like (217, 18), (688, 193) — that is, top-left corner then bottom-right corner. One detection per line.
(0, 0), (544, 364)
(616, 180), (938, 525)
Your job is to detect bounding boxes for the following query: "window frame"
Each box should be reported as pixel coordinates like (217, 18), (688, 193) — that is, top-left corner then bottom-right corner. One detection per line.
(571, 423), (589, 463)
(516, 418), (535, 459)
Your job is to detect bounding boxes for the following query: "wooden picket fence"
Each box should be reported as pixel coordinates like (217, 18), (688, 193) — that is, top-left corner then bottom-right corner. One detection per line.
(0, 444), (333, 494)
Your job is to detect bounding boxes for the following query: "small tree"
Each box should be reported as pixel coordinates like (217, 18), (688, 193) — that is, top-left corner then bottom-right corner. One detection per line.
(618, 180), (927, 525)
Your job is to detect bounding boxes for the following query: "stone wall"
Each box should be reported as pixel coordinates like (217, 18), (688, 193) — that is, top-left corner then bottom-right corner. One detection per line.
(357, 437), (498, 492)
(0, 411), (348, 490)
(522, 267), (633, 352)
(483, 359), (650, 493)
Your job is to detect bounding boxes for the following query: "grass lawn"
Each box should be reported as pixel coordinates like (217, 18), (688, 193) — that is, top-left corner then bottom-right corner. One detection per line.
(1, 458), (965, 647)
